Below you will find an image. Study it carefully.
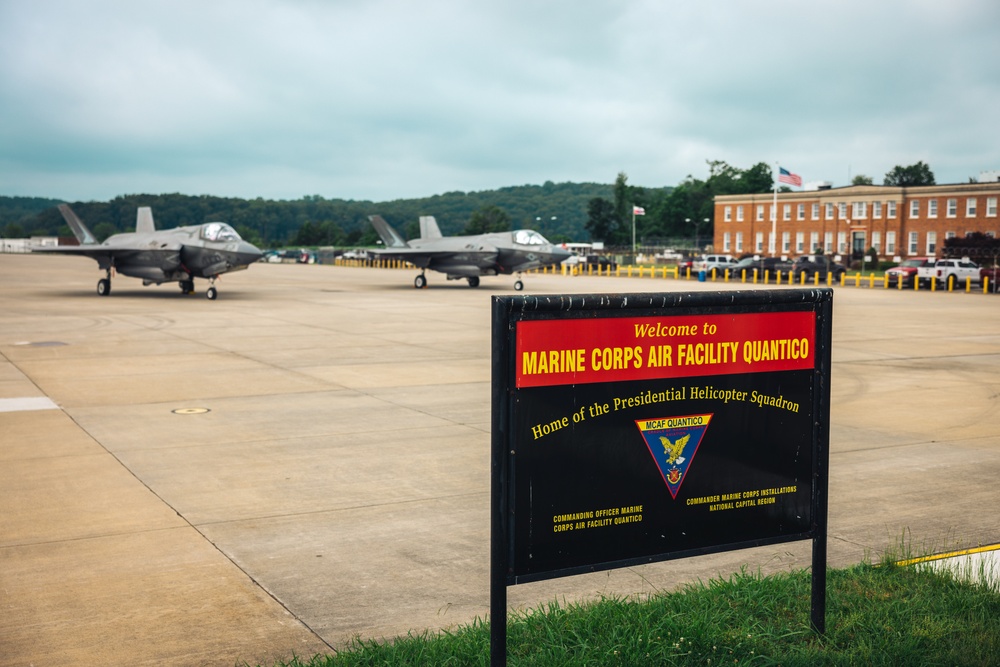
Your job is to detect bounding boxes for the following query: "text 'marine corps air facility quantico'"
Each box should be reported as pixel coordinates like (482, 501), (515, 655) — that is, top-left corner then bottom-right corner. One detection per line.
(713, 174), (1000, 262)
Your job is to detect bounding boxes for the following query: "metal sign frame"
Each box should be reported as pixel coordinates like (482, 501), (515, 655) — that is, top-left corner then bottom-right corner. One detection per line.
(490, 289), (833, 665)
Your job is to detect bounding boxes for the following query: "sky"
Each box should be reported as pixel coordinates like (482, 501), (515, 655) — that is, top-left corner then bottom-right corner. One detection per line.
(2, 0), (999, 203)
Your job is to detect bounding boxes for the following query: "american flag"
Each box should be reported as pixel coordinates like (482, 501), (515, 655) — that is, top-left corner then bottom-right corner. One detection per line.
(778, 167), (802, 187)
(632, 205), (646, 215)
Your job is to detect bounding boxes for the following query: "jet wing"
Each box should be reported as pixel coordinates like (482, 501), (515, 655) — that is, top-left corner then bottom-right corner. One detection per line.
(32, 241), (183, 269)
(369, 246), (499, 270)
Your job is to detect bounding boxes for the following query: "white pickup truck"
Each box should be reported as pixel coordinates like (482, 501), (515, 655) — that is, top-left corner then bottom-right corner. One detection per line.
(916, 258), (981, 289)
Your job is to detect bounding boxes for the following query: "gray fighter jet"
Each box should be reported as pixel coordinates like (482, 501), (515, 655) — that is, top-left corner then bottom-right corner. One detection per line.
(33, 204), (263, 299)
(368, 215), (572, 290)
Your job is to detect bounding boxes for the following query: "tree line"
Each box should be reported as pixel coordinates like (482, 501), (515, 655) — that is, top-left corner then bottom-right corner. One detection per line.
(0, 183), (621, 248)
(1, 161), (944, 250)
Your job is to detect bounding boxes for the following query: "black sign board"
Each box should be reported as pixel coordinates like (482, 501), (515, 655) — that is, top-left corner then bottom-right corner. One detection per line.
(490, 289), (832, 665)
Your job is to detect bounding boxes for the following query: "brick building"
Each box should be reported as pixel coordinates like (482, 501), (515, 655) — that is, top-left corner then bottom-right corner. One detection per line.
(713, 182), (1000, 262)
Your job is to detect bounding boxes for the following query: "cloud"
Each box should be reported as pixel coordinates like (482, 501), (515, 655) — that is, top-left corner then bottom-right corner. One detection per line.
(1, 0), (998, 202)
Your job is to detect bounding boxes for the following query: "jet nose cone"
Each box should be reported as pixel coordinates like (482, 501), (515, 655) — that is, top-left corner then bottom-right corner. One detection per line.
(552, 245), (573, 262)
(238, 241), (264, 265)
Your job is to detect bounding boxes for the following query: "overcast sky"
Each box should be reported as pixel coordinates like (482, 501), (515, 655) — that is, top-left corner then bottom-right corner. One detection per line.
(2, 0), (998, 203)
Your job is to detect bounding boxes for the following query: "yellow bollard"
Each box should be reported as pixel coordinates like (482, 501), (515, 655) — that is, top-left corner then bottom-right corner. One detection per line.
(673, 267), (679, 279)
(711, 268), (717, 281)
(854, 274), (861, 287)
(869, 274), (875, 289)
(753, 269), (760, 284)
(985, 277), (990, 294)
(741, 269), (747, 283)
(966, 277), (972, 293)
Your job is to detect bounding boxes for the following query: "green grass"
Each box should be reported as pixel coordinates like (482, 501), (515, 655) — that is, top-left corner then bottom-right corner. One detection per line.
(259, 558), (1000, 667)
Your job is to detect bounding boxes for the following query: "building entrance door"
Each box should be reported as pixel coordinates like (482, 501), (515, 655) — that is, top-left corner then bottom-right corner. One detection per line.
(852, 231), (867, 261)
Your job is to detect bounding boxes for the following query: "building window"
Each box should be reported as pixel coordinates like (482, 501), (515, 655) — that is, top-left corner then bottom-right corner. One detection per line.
(853, 201), (867, 219)
(782, 231), (791, 253)
(797, 203), (805, 221)
(824, 232), (833, 253)
(825, 203), (834, 220)
(723, 231), (731, 251)
(755, 232), (764, 252)
(783, 204), (791, 221)
(811, 203), (820, 220)
(796, 231), (804, 253)
(736, 231), (743, 252)
(872, 231), (881, 253)
(987, 197), (997, 217)
(946, 198), (957, 217)
(873, 201), (882, 218)
(838, 202), (848, 219)
(928, 199), (938, 218)
(736, 205), (744, 221)
(967, 198), (977, 217)
(887, 201), (897, 218)
(724, 206), (732, 222)
(837, 231), (847, 254)
(810, 231), (819, 253)
(908, 231), (919, 255)
(886, 231), (896, 255)
(926, 231), (937, 255)
(756, 205), (764, 222)
(910, 200), (920, 218)
(946, 231), (956, 240)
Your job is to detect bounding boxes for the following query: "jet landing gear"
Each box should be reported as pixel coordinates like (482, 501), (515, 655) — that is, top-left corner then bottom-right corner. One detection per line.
(467, 276), (480, 288)
(97, 269), (111, 296)
(179, 279), (195, 295)
(206, 277), (219, 300)
(513, 274), (524, 291)
(414, 272), (427, 289)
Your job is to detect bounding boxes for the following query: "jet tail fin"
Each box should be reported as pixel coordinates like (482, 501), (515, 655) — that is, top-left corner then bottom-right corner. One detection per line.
(419, 216), (442, 240)
(136, 207), (155, 234)
(57, 204), (99, 245)
(368, 215), (409, 248)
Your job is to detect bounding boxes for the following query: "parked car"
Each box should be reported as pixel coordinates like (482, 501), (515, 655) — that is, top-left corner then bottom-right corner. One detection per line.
(916, 258), (980, 289)
(791, 255), (847, 281)
(885, 257), (935, 287)
(697, 254), (738, 275)
(982, 265), (1000, 293)
(725, 256), (794, 280)
(676, 256), (697, 270)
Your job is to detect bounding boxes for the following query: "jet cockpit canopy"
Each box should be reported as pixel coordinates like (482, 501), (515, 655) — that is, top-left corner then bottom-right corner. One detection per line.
(201, 222), (242, 242)
(512, 229), (550, 246)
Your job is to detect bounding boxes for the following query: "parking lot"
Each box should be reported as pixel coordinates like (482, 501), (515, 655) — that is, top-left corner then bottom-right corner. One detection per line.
(2, 254), (999, 666)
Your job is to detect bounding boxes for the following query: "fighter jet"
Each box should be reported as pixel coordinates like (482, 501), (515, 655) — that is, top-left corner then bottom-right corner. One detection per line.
(368, 215), (572, 290)
(32, 204), (263, 299)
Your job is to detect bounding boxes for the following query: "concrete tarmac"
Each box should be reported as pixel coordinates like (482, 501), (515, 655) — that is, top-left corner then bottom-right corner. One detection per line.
(2, 254), (999, 666)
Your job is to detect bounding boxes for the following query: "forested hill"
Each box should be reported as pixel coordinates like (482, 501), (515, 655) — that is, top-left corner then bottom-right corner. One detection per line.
(1, 181), (662, 246)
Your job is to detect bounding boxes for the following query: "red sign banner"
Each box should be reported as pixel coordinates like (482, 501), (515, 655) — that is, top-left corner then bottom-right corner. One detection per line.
(515, 311), (815, 388)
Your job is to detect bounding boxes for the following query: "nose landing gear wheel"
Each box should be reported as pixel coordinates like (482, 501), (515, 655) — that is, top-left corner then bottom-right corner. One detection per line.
(414, 274), (427, 289)
(206, 286), (218, 300)
(514, 280), (524, 291)
(97, 278), (111, 296)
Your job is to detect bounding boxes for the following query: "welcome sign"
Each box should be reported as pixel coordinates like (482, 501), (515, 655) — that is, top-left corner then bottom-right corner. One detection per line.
(491, 289), (831, 585)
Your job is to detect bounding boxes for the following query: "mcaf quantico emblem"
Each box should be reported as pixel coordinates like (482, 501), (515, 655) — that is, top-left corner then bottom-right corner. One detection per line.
(635, 414), (713, 499)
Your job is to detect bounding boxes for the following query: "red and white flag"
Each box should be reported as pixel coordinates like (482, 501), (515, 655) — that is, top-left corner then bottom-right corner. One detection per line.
(632, 205), (646, 215)
(778, 167), (802, 187)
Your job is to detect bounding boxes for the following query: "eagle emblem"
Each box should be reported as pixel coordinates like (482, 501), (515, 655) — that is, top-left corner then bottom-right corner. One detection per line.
(635, 414), (713, 499)
(660, 434), (690, 465)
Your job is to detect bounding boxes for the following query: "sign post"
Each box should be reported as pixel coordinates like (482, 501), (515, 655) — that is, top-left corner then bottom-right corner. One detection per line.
(491, 289), (832, 665)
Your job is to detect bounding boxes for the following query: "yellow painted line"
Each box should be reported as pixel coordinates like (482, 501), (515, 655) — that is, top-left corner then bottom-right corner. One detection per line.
(896, 543), (1000, 567)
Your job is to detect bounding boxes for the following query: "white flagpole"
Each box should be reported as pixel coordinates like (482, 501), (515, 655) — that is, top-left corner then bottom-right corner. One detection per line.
(631, 209), (636, 258)
(771, 162), (779, 256)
